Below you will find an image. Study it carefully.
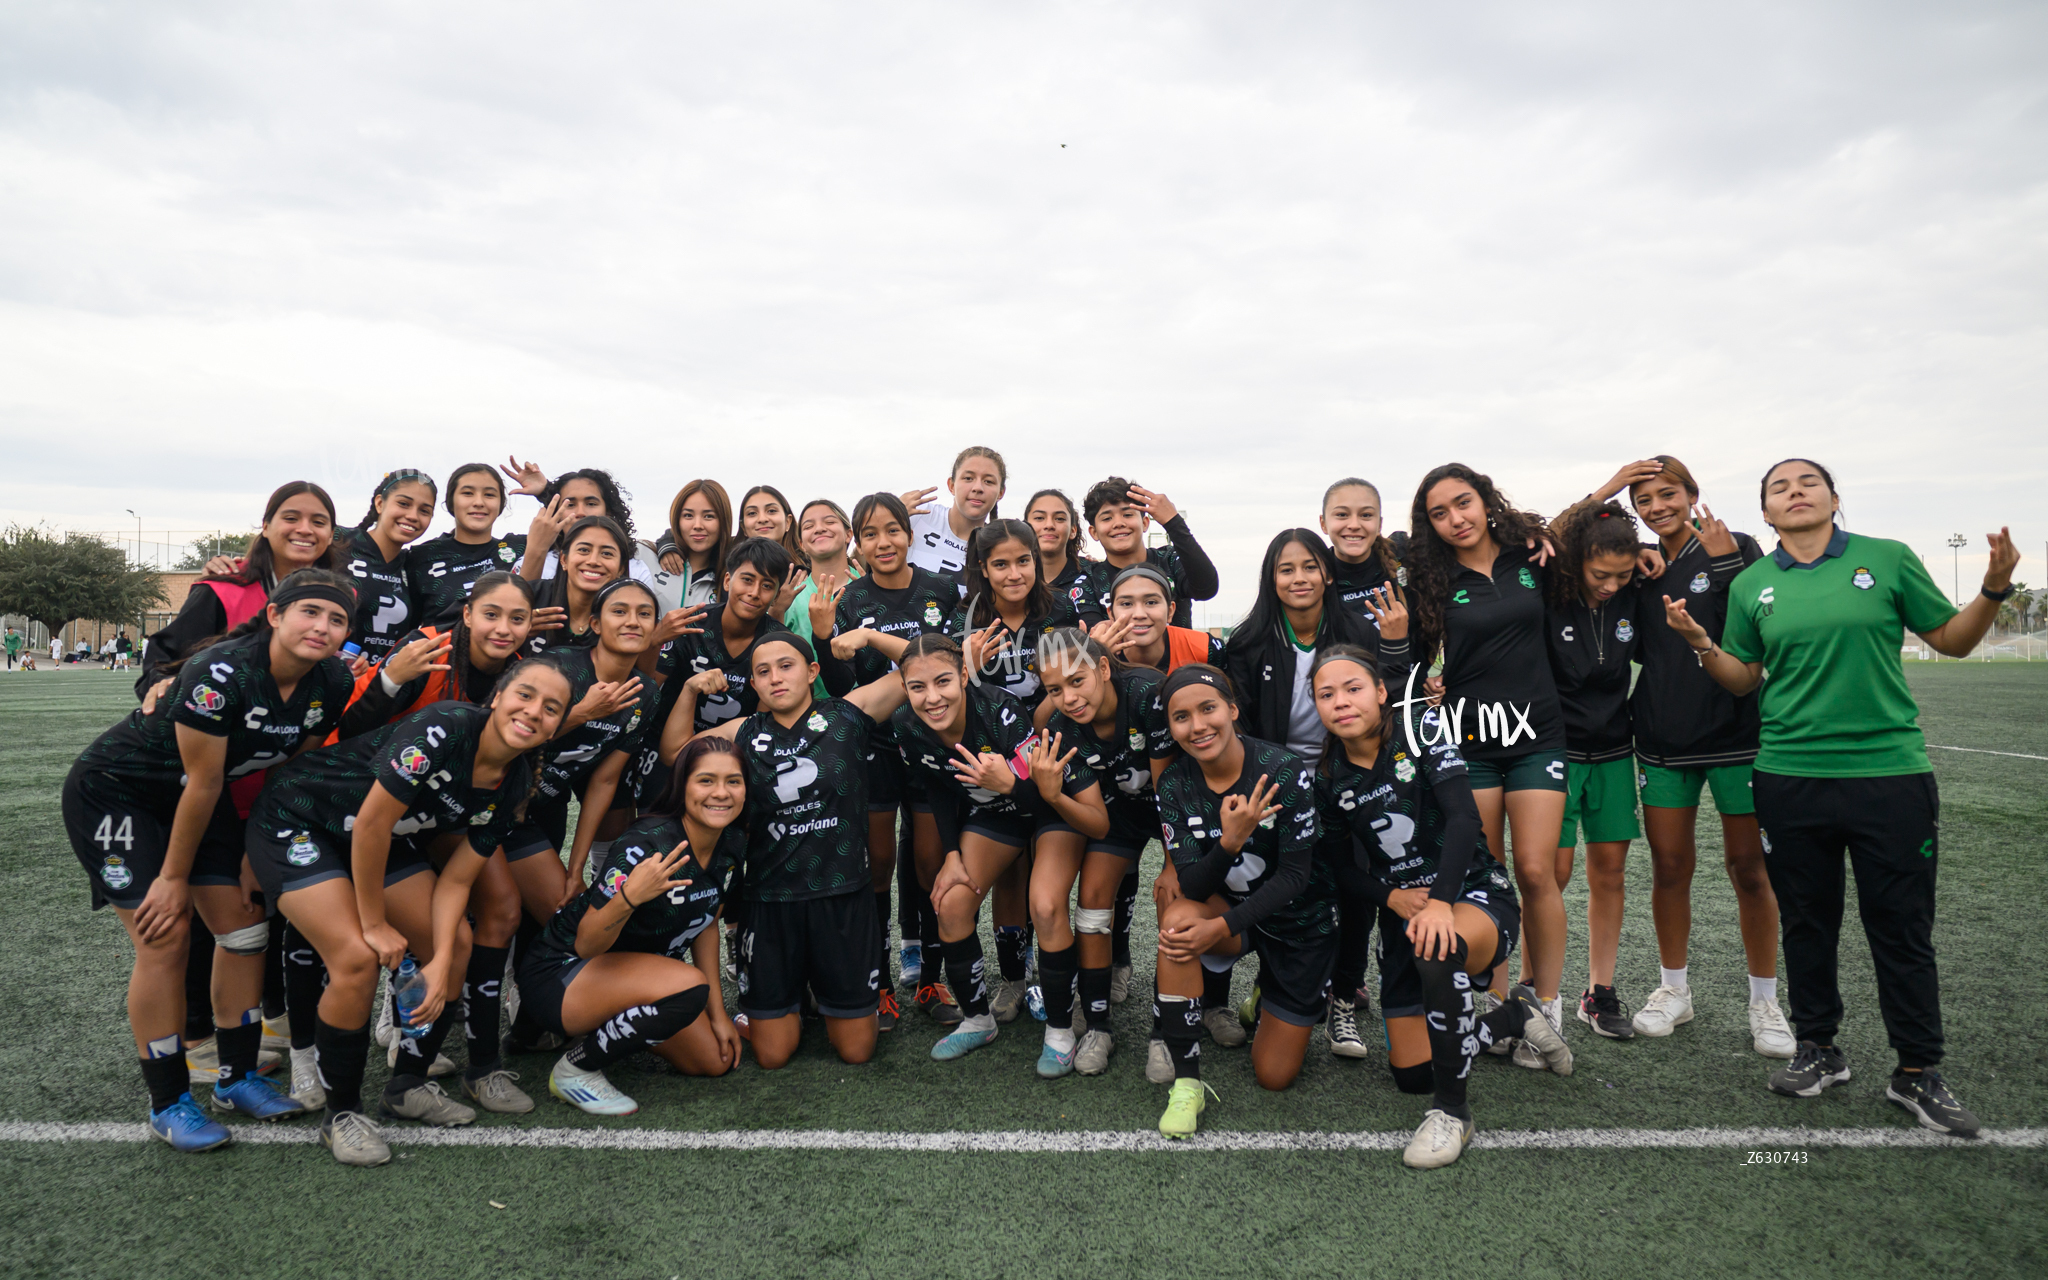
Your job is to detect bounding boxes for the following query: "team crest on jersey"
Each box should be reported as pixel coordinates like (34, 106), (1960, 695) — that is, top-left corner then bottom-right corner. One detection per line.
(303, 702), (324, 729)
(1616, 619), (1635, 643)
(1517, 567), (1537, 590)
(100, 856), (133, 890)
(1395, 756), (1416, 783)
(470, 805), (496, 826)
(1128, 729), (1146, 754)
(923, 602), (943, 627)
(498, 544), (516, 564)
(1689, 571), (1711, 594)
(626, 709), (642, 734)
(808, 711), (829, 733)
(1852, 567), (1874, 590)
(188, 685), (224, 715)
(395, 745), (430, 776)
(286, 834), (319, 867)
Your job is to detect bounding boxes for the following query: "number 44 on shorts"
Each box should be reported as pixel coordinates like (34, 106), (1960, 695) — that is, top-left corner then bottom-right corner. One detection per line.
(94, 815), (135, 850)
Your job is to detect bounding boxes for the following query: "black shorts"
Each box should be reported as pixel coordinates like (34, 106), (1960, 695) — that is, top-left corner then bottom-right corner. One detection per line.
(1092, 804), (1157, 859)
(1376, 881), (1522, 1021)
(867, 747), (905, 812)
(1245, 925), (1340, 1027)
(738, 891), (880, 1020)
(512, 949), (586, 1038)
(245, 821), (431, 903)
(62, 764), (244, 910)
(503, 802), (570, 863)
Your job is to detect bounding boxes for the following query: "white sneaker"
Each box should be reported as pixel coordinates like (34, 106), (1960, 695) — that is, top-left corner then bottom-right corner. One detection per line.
(373, 978), (396, 1048)
(1749, 997), (1796, 1059)
(1145, 1038), (1174, 1084)
(1402, 1108), (1474, 1170)
(261, 1014), (292, 1054)
(1511, 996), (1564, 1071)
(549, 1056), (639, 1116)
(1632, 984), (1695, 1037)
(385, 1036), (458, 1078)
(289, 1046), (325, 1111)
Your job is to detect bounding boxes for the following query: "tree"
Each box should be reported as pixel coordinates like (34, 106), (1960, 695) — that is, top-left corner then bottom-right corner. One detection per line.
(173, 532), (254, 571)
(0, 526), (166, 636)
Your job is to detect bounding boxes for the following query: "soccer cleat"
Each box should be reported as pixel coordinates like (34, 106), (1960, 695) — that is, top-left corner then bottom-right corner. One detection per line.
(1476, 990), (1515, 1055)
(504, 1028), (568, 1055)
(1509, 986), (1573, 1076)
(1237, 986), (1260, 1031)
(931, 1023), (1000, 1061)
(1145, 1038), (1174, 1084)
(1158, 1077), (1217, 1139)
(1749, 997), (1797, 1059)
(1402, 1108), (1475, 1170)
(1327, 996), (1369, 1060)
(1035, 1038), (1077, 1079)
(1109, 962), (1133, 1005)
(1768, 1041), (1851, 1098)
(1577, 986), (1636, 1040)
(320, 1110), (391, 1167)
(261, 1014), (292, 1054)
(373, 981), (396, 1048)
(1887, 1071), (1981, 1138)
(549, 1057), (640, 1116)
(1026, 983), (1047, 1022)
(899, 941), (923, 989)
(148, 1093), (232, 1152)
(1209, 1004), (1248, 1048)
(990, 978), (1029, 1024)
(1074, 1028), (1115, 1076)
(1632, 984), (1694, 1037)
(502, 952), (522, 1025)
(916, 983), (964, 1026)
(184, 1036), (281, 1083)
(733, 1011), (752, 1041)
(212, 1075), (308, 1121)
(381, 1080), (477, 1127)
(289, 1046), (325, 1111)
(461, 1069), (535, 1114)
(386, 1037), (459, 1078)
(876, 987), (902, 1033)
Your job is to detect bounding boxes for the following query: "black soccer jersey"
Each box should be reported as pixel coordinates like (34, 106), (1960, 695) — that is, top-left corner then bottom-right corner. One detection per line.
(1436, 541), (1565, 761)
(733, 697), (874, 902)
(77, 631), (354, 803)
(530, 649), (650, 807)
(652, 604), (790, 735)
(1046, 559), (1103, 626)
(895, 682), (1097, 826)
(338, 527), (414, 662)
(1329, 555), (1412, 668)
(251, 702), (530, 856)
(1073, 516), (1219, 629)
(1156, 736), (1333, 941)
(1314, 704), (1502, 904)
(834, 567), (959, 747)
(529, 816), (741, 973)
(1044, 666), (1174, 845)
(945, 594), (1083, 713)
(1630, 532), (1765, 768)
(1546, 585), (1643, 763)
(405, 531), (528, 626)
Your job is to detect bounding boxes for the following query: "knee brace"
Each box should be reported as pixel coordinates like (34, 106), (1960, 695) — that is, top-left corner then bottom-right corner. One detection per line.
(1073, 906), (1114, 935)
(1390, 1060), (1436, 1095)
(213, 921), (270, 956)
(1200, 953), (1236, 975)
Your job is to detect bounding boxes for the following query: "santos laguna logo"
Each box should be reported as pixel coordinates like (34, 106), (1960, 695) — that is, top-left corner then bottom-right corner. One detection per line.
(1393, 666), (1537, 751)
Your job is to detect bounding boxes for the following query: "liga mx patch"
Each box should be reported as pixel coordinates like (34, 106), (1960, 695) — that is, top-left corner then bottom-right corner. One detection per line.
(396, 745), (430, 776)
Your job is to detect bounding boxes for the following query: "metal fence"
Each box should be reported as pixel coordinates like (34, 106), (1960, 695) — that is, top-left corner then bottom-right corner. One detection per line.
(66, 529), (253, 572)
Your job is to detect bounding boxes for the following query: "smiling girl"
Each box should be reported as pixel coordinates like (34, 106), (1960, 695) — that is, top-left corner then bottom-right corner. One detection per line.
(339, 470), (438, 663)
(901, 446), (1007, 579)
(403, 463), (537, 626)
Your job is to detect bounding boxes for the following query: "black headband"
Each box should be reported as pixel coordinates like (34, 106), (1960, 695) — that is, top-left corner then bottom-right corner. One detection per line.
(269, 577), (357, 616)
(1160, 664), (1233, 706)
(746, 631), (816, 667)
(1110, 564), (1174, 600)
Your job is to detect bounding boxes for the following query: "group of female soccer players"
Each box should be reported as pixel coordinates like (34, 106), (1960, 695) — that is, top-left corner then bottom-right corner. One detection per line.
(64, 448), (2020, 1169)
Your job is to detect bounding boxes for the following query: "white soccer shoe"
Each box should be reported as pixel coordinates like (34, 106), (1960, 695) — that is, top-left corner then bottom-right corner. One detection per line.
(1632, 985), (1695, 1037)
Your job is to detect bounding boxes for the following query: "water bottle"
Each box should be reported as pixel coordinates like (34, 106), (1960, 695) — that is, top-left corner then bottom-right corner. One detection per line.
(341, 641), (363, 664)
(391, 955), (430, 1040)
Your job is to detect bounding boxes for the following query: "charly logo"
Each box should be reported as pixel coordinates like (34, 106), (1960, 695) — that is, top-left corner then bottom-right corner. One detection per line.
(100, 856), (133, 890)
(1757, 584), (1775, 618)
(1560, 626), (1575, 642)
(1852, 567), (1874, 590)
(1616, 618), (1635, 643)
(1451, 589), (1471, 606)
(1689, 571), (1711, 593)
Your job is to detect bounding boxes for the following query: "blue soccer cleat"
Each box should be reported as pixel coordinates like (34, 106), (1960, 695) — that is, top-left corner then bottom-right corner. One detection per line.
(931, 1024), (999, 1061)
(148, 1093), (232, 1152)
(212, 1075), (309, 1121)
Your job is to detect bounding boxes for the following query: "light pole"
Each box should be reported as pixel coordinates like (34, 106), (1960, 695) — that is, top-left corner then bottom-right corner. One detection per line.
(1947, 533), (1967, 605)
(125, 509), (141, 568)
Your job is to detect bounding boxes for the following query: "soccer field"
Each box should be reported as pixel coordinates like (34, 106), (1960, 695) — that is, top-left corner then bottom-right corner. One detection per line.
(3, 664), (2044, 1279)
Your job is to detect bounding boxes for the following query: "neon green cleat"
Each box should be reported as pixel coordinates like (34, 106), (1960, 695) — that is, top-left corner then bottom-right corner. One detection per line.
(1158, 1077), (1217, 1139)
(1236, 985), (1262, 1032)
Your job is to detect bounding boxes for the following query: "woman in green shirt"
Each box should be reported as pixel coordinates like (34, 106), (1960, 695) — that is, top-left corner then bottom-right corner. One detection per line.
(1668, 457), (2018, 1139)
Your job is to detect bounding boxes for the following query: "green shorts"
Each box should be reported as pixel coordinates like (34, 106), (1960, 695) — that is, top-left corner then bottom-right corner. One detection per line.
(1559, 757), (1640, 847)
(1637, 761), (1755, 816)
(1464, 750), (1567, 794)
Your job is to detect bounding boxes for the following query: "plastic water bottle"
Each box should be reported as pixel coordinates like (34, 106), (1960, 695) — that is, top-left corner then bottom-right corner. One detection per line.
(341, 641), (363, 664)
(391, 955), (430, 1040)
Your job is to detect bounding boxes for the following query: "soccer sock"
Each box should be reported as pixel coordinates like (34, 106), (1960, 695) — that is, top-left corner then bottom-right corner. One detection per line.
(282, 924), (324, 1052)
(874, 889), (893, 981)
(1201, 961), (1233, 1012)
(1749, 974), (1778, 1003)
(1155, 994), (1202, 1080)
(565, 986), (710, 1073)
(261, 928), (288, 1021)
(1079, 966), (1112, 1032)
(995, 925), (1028, 983)
(945, 934), (990, 1018)
(182, 914), (213, 1045)
(919, 901), (944, 983)
(213, 1010), (263, 1088)
(388, 1006), (458, 1093)
(140, 1035), (188, 1113)
(1112, 867), (1139, 967)
(1039, 943), (1079, 1031)
(314, 1017), (371, 1116)
(1413, 937), (1476, 1120)
(1661, 966), (1689, 993)
(463, 945), (511, 1078)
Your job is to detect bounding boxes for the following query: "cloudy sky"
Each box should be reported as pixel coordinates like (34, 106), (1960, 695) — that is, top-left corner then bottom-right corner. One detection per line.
(2, 1), (2041, 620)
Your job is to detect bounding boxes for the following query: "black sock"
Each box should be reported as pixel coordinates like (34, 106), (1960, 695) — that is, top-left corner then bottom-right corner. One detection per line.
(1155, 994), (1202, 1079)
(314, 1017), (371, 1116)
(920, 906), (944, 982)
(140, 1053), (188, 1113)
(1414, 936), (1476, 1120)
(565, 986), (709, 1073)
(874, 890), (893, 981)
(995, 925), (1028, 983)
(182, 915), (213, 1045)
(1079, 965), (1112, 1032)
(213, 1017), (262, 1088)
(1039, 943), (1079, 1030)
(1201, 963), (1232, 1011)
(283, 924), (324, 1051)
(463, 945), (510, 1078)
(261, 928), (287, 1020)
(1113, 868), (1139, 967)
(895, 811), (919, 935)
(388, 1006), (458, 1094)
(945, 935), (990, 1018)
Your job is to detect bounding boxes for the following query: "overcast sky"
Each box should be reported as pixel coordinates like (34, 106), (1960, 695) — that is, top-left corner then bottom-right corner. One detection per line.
(2, 1), (2042, 621)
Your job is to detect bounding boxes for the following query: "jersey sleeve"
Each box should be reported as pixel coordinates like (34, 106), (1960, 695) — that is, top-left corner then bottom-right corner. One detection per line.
(1719, 569), (1766, 663)
(169, 651), (242, 737)
(1157, 516), (1220, 603)
(373, 705), (469, 803)
(1215, 755), (1319, 935)
(1138, 678), (1176, 760)
(1893, 542), (1959, 636)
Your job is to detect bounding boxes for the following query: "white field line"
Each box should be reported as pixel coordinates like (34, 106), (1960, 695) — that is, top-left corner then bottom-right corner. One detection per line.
(0, 1121), (2039, 1153)
(1929, 745), (2048, 761)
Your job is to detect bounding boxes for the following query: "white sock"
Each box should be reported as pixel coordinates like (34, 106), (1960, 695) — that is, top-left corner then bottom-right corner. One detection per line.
(1749, 974), (1778, 1003)
(957, 1013), (996, 1034)
(1660, 966), (1689, 993)
(1045, 1026), (1077, 1054)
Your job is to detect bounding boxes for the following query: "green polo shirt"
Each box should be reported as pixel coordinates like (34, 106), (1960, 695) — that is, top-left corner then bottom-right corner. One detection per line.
(1721, 530), (1954, 778)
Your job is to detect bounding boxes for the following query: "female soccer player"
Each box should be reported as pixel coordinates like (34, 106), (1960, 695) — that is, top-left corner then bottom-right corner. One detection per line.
(1037, 629), (1173, 1075)
(1077, 477), (1220, 629)
(1025, 488), (1097, 622)
(901, 446), (1006, 578)
(1592, 457), (1787, 1054)
(521, 736), (747, 1115)
(651, 538), (800, 746)
(1308, 646), (1570, 1168)
(404, 463), (538, 626)
(1149, 665), (1335, 1138)
(525, 516), (632, 658)
(245, 658), (572, 1166)
(783, 499), (862, 664)
(336, 470), (437, 664)
(1674, 458), (2017, 1137)
(1320, 478), (1408, 655)
(895, 636), (1108, 1065)
(501, 461), (661, 591)
(333, 572), (545, 738)
(63, 571), (359, 1150)
(655, 479), (735, 608)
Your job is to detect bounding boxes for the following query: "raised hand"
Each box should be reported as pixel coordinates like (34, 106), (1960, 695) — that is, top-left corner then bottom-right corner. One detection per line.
(501, 456), (549, 497)
(650, 604), (708, 646)
(1984, 526), (2020, 589)
(1363, 584), (1408, 642)
(899, 486), (938, 519)
(572, 677), (643, 725)
(1027, 730), (1078, 801)
(1126, 484), (1179, 525)
(949, 742), (1016, 796)
(1662, 595), (1711, 648)
(808, 573), (845, 640)
(383, 632), (453, 685)
(528, 606), (569, 634)
(1088, 615), (1135, 655)
(526, 494), (570, 548)
(618, 840), (695, 909)
(772, 565), (809, 619)
(1217, 774), (1278, 851)
(1597, 459), (1668, 502)
(963, 619), (1010, 673)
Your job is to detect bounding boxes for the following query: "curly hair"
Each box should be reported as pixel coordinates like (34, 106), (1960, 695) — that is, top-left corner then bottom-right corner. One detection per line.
(1545, 500), (1641, 611)
(540, 468), (634, 542)
(1406, 463), (1548, 666)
